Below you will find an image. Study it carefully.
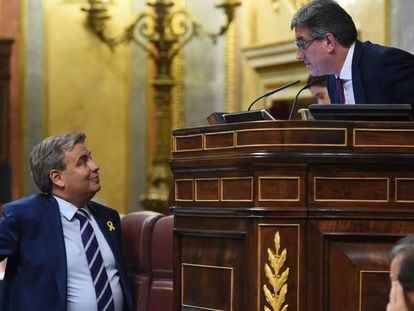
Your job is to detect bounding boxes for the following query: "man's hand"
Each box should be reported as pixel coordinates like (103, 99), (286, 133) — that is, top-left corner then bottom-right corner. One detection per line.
(387, 280), (408, 311)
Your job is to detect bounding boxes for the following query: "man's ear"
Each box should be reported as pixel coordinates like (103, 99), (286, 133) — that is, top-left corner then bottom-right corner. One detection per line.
(49, 169), (64, 188)
(324, 33), (336, 52)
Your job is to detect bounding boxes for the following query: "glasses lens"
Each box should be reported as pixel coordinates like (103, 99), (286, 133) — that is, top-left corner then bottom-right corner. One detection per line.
(295, 40), (308, 50)
(295, 38), (319, 51)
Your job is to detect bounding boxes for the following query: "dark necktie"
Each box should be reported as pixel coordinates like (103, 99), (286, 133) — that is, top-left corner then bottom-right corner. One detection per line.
(75, 208), (115, 311)
(336, 77), (345, 104)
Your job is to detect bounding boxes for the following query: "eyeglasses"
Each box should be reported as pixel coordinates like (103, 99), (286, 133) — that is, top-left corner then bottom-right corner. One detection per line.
(294, 37), (323, 51)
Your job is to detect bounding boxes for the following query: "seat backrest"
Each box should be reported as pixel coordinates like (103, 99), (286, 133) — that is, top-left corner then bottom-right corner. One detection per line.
(147, 215), (174, 311)
(121, 211), (163, 311)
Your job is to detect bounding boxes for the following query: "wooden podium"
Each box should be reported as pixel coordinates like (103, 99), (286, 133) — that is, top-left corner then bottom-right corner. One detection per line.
(170, 120), (414, 311)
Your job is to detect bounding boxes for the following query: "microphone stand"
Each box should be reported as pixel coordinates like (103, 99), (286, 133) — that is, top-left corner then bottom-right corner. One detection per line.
(288, 76), (326, 120)
(248, 80), (300, 111)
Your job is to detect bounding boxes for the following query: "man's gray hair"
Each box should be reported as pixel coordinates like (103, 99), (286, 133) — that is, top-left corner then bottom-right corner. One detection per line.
(291, 0), (357, 48)
(29, 132), (86, 193)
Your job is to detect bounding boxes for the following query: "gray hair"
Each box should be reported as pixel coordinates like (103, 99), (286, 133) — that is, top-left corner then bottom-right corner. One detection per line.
(29, 132), (86, 193)
(390, 235), (414, 291)
(291, 0), (357, 47)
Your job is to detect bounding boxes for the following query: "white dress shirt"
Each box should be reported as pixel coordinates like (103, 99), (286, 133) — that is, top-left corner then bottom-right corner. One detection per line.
(337, 42), (356, 104)
(55, 196), (124, 311)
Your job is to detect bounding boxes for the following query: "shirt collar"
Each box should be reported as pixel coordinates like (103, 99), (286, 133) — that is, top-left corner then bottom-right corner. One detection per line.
(337, 42), (355, 80)
(53, 195), (89, 221)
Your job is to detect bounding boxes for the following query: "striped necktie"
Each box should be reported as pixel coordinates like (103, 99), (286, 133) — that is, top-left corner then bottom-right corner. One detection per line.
(336, 77), (345, 104)
(75, 208), (115, 311)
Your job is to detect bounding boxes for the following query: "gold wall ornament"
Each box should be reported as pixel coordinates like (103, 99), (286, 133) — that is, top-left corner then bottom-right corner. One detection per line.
(269, 0), (309, 13)
(263, 232), (289, 311)
(81, 0), (241, 212)
(61, 0), (116, 3)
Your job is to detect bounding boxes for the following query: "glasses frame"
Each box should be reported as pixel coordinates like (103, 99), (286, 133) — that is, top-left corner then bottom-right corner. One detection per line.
(295, 37), (323, 51)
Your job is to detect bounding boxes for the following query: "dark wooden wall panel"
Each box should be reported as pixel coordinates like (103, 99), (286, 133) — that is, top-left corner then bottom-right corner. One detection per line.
(178, 229), (246, 311)
(0, 39), (12, 205)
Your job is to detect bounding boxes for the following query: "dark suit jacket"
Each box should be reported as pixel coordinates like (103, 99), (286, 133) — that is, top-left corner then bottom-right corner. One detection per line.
(327, 40), (414, 104)
(0, 193), (133, 311)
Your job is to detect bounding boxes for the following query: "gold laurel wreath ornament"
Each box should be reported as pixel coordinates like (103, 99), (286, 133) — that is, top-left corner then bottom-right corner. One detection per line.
(263, 232), (289, 311)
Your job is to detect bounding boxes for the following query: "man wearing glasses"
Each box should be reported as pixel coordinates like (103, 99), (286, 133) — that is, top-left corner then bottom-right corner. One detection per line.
(291, 0), (414, 105)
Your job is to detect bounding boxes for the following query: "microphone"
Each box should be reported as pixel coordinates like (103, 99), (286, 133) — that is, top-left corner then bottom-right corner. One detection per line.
(288, 76), (327, 120)
(247, 80), (300, 111)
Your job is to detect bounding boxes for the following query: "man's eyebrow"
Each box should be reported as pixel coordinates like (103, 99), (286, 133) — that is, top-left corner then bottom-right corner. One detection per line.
(76, 152), (90, 163)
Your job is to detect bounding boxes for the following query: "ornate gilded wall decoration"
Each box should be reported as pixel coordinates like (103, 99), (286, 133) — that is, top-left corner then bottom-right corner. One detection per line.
(60, 0), (116, 3)
(269, 0), (309, 13)
(81, 0), (240, 212)
(263, 232), (289, 311)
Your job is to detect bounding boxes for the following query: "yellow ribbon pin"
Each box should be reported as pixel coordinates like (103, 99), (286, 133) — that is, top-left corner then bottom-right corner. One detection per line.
(107, 221), (115, 231)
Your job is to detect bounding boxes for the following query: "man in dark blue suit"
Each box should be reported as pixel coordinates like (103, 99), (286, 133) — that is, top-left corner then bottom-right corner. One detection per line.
(291, 0), (414, 105)
(0, 132), (133, 311)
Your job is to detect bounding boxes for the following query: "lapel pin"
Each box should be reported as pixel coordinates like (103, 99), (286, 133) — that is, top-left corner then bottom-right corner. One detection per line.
(107, 221), (115, 231)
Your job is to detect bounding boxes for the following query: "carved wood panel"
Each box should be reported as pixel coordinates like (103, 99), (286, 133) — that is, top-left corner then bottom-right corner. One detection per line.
(178, 226), (246, 311)
(307, 220), (411, 311)
(258, 223), (302, 311)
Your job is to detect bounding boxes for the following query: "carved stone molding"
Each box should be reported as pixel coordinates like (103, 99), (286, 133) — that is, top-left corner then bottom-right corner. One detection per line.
(242, 41), (307, 99)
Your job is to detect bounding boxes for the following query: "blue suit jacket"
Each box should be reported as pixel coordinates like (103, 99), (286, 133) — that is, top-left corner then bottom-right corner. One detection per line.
(0, 194), (133, 311)
(327, 40), (414, 104)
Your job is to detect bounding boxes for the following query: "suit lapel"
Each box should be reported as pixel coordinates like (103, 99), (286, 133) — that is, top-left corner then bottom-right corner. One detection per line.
(41, 196), (67, 309)
(352, 41), (366, 104)
(87, 203), (122, 265)
(327, 75), (340, 104)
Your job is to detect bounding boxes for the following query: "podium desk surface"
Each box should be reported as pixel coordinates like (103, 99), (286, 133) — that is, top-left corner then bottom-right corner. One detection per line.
(172, 120), (414, 163)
